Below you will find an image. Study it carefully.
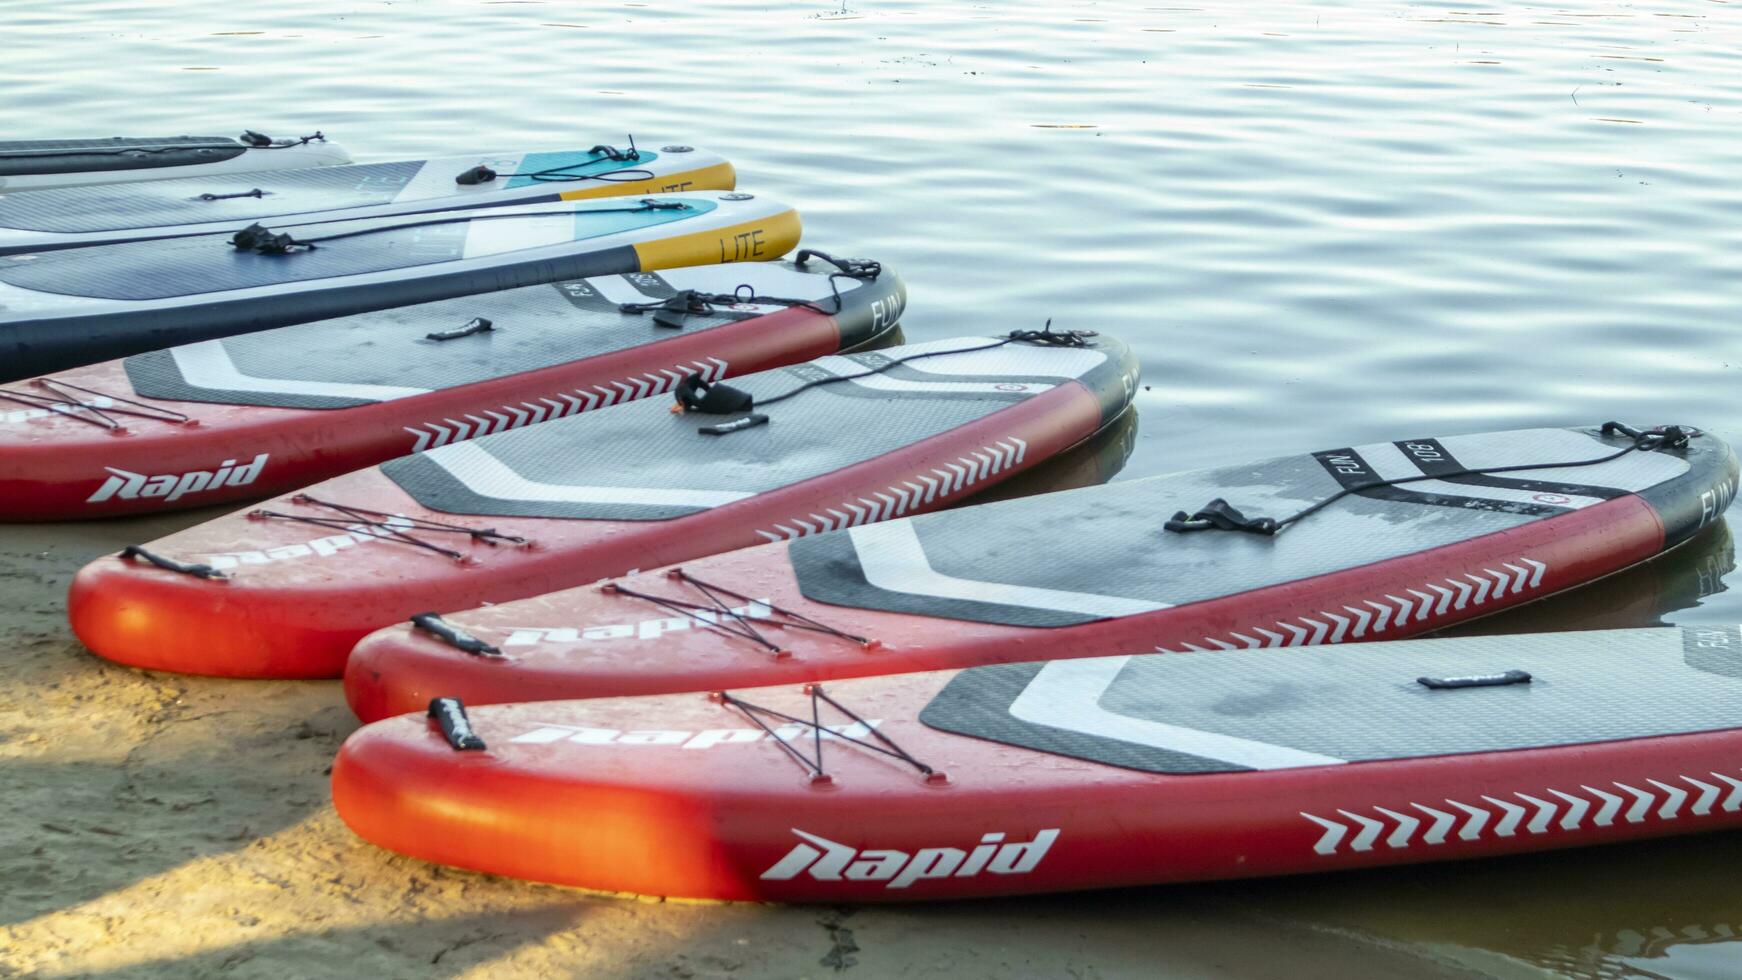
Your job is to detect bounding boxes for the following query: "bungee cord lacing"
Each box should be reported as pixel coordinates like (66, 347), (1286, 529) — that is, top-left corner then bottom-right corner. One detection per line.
(602, 568), (877, 658)
(711, 684), (941, 784)
(0, 377), (190, 431)
(248, 494), (527, 562)
(1165, 421), (1698, 537)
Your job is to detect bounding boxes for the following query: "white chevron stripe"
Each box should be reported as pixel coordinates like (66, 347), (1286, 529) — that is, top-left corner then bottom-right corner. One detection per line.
(1447, 799), (1489, 841)
(1307, 762), (1735, 860)
(1522, 557), (1546, 587)
(1448, 578), (1472, 610)
(1517, 793), (1557, 833)
(1470, 573), (1493, 604)
(406, 427), (433, 453)
(1303, 813), (1346, 855)
(1504, 563), (1529, 595)
(1550, 789), (1589, 830)
(1345, 605), (1371, 638)
(1483, 796), (1526, 837)
(1684, 776), (1720, 816)
(1617, 783), (1656, 824)
(1372, 806), (1418, 849)
(1325, 612), (1350, 644)
(1339, 810), (1383, 852)
(1716, 772), (1742, 811)
(1186, 557), (1551, 656)
(1648, 779), (1687, 819)
(1412, 803), (1455, 845)
(1368, 600), (1394, 633)
(1585, 785), (1623, 826)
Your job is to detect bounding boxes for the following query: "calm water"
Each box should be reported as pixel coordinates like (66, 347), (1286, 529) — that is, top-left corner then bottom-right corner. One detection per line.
(8, 0), (1742, 974)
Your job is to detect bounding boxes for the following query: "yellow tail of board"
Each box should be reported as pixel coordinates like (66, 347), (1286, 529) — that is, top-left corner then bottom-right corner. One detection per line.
(557, 160), (737, 201)
(632, 206), (803, 271)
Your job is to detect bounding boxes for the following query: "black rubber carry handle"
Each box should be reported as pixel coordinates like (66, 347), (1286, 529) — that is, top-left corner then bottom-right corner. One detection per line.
(411, 612), (502, 657)
(428, 697), (487, 751)
(1417, 669), (1532, 690)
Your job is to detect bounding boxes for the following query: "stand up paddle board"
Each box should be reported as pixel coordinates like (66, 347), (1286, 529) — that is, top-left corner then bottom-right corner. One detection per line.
(69, 330), (1139, 678)
(342, 423), (1736, 722)
(0, 252), (901, 519)
(0, 131), (349, 192)
(0, 191), (799, 380)
(332, 622), (1742, 901)
(0, 142), (733, 254)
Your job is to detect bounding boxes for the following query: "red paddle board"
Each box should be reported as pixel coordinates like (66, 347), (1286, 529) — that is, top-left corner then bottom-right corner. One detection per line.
(1, 255), (902, 519)
(342, 423), (1736, 721)
(333, 622), (1742, 900)
(69, 331), (1139, 678)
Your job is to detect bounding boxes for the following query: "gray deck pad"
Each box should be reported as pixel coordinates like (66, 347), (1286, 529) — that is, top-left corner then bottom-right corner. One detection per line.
(791, 426), (1732, 627)
(0, 148), (677, 235)
(919, 625), (1742, 773)
(380, 335), (1124, 521)
(0, 160), (423, 234)
(121, 263), (873, 409)
(0, 201), (705, 300)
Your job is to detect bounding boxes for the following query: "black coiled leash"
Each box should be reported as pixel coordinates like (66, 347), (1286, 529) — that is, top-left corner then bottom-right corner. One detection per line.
(454, 134), (649, 185)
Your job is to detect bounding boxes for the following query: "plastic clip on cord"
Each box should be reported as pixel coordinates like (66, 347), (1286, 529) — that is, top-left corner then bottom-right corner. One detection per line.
(411, 612), (503, 658)
(119, 545), (226, 580)
(428, 697), (487, 751)
(425, 317), (494, 342)
(1164, 421), (1699, 538)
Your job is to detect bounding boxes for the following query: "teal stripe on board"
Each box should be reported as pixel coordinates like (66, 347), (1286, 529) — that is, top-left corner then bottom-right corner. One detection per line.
(504, 149), (663, 190)
(574, 196), (713, 240)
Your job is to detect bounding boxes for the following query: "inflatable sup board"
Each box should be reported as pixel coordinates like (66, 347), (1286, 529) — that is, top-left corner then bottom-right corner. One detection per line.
(0, 191), (799, 380)
(0, 143), (733, 254)
(0, 131), (349, 192)
(341, 423), (1737, 721)
(0, 253), (903, 519)
(332, 622), (1742, 901)
(69, 331), (1139, 678)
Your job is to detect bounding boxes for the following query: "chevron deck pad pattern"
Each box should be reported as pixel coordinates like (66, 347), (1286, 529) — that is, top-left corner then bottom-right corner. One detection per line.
(402, 358), (727, 452)
(755, 437), (1029, 542)
(1302, 767), (1742, 855)
(1164, 557), (1548, 651)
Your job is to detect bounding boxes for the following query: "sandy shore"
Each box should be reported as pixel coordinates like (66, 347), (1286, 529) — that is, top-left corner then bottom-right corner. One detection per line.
(0, 473), (1504, 979)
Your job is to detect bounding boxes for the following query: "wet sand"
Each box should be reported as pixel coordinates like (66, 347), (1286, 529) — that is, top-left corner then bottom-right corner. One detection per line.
(1, 431), (1495, 979)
